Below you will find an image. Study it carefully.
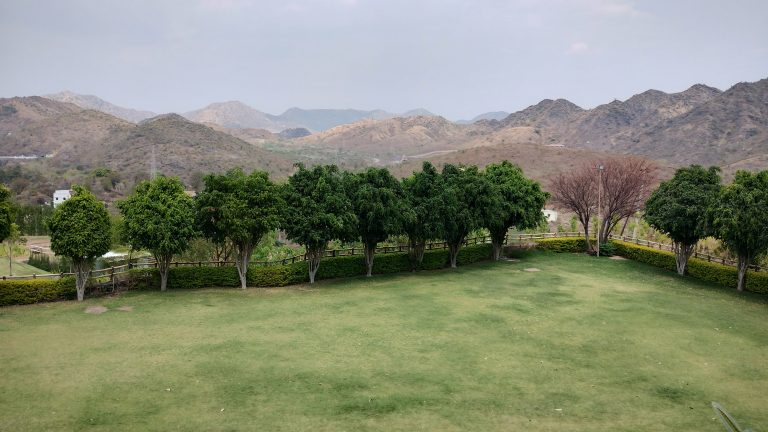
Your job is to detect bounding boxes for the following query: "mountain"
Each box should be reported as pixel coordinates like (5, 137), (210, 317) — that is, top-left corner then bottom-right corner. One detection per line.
(276, 107), (391, 132)
(496, 99), (584, 129)
(183, 101), (292, 131)
(45, 91), (156, 123)
(466, 111), (511, 123)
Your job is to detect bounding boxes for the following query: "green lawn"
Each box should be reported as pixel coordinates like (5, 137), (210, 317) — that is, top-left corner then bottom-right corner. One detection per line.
(1, 251), (766, 431)
(0, 259), (48, 276)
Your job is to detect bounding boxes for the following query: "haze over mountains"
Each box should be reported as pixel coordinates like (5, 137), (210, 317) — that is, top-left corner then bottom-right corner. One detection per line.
(1, 77), (766, 204)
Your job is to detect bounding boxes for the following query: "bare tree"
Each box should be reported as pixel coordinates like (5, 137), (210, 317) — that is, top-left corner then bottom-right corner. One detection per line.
(597, 157), (656, 244)
(550, 166), (597, 251)
(550, 157), (656, 250)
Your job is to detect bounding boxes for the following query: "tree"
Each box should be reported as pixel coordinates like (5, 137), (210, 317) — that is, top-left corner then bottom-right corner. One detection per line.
(401, 162), (443, 270)
(196, 169), (283, 289)
(597, 157), (656, 244)
(645, 165), (721, 275)
(483, 161), (549, 260)
(0, 184), (14, 244)
(348, 167), (404, 276)
(438, 164), (486, 268)
(550, 165), (596, 251)
(47, 186), (111, 301)
(281, 164), (357, 283)
(708, 170), (768, 291)
(118, 176), (197, 291)
(5, 223), (26, 276)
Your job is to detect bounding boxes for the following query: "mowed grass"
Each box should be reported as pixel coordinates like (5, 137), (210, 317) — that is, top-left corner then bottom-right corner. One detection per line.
(1, 251), (766, 431)
(0, 259), (47, 276)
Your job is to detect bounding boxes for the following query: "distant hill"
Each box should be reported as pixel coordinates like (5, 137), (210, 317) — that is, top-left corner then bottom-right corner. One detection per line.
(183, 101), (294, 131)
(456, 111), (510, 124)
(276, 107), (392, 132)
(45, 91), (156, 123)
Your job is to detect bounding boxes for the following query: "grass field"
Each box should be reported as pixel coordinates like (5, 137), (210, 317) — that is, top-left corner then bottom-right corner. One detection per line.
(0, 259), (48, 277)
(1, 251), (766, 431)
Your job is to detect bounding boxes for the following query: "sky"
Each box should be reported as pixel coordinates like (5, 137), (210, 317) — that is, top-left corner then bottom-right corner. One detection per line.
(1, 0), (766, 120)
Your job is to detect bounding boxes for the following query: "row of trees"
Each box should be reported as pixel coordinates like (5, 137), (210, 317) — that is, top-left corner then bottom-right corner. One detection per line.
(44, 161), (548, 300)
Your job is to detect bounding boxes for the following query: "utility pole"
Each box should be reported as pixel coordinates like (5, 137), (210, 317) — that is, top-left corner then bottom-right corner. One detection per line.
(597, 164), (604, 257)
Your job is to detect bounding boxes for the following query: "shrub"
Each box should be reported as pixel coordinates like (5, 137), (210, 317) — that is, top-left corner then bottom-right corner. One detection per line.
(0, 277), (76, 306)
(536, 238), (588, 253)
(599, 241), (616, 257)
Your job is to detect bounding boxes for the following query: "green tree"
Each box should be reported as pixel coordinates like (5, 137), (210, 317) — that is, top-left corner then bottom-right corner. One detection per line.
(348, 167), (404, 276)
(439, 164), (486, 268)
(401, 162), (443, 270)
(4, 223), (26, 276)
(196, 169), (283, 289)
(118, 176), (197, 291)
(483, 161), (549, 260)
(281, 164), (357, 283)
(47, 186), (111, 301)
(708, 170), (768, 291)
(645, 165), (721, 275)
(0, 184), (14, 244)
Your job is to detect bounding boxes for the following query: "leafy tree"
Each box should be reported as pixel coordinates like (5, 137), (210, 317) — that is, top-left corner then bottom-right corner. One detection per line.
(0, 184), (14, 243)
(708, 170), (768, 291)
(348, 167), (404, 276)
(118, 176), (197, 291)
(4, 223), (26, 276)
(47, 186), (111, 301)
(438, 164), (487, 268)
(401, 162), (443, 270)
(281, 164), (357, 283)
(483, 161), (549, 260)
(645, 165), (721, 275)
(196, 169), (283, 289)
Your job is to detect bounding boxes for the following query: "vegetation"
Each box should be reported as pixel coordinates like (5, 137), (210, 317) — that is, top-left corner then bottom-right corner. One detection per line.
(281, 164), (357, 283)
(196, 169), (283, 289)
(401, 162), (443, 270)
(0, 184), (13, 244)
(1, 253), (766, 430)
(47, 185), (111, 301)
(118, 177), (197, 291)
(3, 223), (26, 276)
(708, 170), (768, 291)
(438, 164), (487, 268)
(645, 165), (722, 275)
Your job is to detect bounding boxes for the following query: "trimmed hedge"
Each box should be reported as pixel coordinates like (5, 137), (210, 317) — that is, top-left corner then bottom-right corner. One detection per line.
(535, 237), (768, 295)
(128, 243), (493, 291)
(611, 241), (768, 295)
(0, 277), (76, 306)
(536, 237), (588, 253)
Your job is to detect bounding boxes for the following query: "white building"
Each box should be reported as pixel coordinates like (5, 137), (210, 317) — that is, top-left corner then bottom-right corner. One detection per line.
(53, 189), (72, 207)
(543, 209), (559, 223)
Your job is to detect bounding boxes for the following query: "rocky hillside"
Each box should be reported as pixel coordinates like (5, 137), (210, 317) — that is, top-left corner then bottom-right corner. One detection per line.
(45, 91), (156, 123)
(183, 101), (294, 131)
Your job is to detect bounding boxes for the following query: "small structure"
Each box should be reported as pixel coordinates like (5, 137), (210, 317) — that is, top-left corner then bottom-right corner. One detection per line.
(53, 189), (72, 207)
(543, 209), (558, 223)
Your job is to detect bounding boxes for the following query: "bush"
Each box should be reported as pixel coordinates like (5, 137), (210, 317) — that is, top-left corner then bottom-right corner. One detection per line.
(536, 238), (588, 253)
(0, 277), (76, 306)
(599, 241), (616, 257)
(612, 241), (768, 295)
(133, 244), (493, 290)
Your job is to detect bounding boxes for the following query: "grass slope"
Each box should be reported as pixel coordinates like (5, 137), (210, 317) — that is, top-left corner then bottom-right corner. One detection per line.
(1, 251), (766, 431)
(0, 259), (48, 276)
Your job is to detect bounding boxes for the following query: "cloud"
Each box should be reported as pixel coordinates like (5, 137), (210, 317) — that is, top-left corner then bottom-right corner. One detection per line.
(578, 0), (642, 17)
(567, 42), (590, 55)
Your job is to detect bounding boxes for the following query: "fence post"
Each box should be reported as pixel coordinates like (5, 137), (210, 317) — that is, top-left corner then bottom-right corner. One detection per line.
(33, 273), (36, 279)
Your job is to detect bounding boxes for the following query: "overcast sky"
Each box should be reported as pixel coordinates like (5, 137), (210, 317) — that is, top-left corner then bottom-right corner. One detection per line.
(1, 0), (766, 120)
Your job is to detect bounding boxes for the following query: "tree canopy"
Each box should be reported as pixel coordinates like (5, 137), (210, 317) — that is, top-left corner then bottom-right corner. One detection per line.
(196, 169), (283, 288)
(401, 162), (444, 270)
(438, 164), (487, 268)
(708, 170), (768, 291)
(645, 165), (721, 275)
(0, 184), (14, 244)
(118, 176), (197, 291)
(281, 164), (357, 283)
(47, 185), (111, 301)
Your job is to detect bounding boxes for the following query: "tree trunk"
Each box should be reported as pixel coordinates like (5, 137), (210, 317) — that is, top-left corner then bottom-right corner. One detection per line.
(490, 228), (506, 261)
(364, 242), (376, 277)
(448, 242), (461, 268)
(673, 241), (695, 275)
(619, 216), (630, 237)
(156, 254), (171, 292)
(581, 218), (592, 252)
(408, 237), (425, 271)
(235, 242), (254, 289)
(73, 259), (90, 302)
(736, 253), (750, 292)
(307, 246), (324, 284)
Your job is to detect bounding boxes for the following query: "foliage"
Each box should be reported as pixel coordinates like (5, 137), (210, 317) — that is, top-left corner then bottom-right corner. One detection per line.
(438, 164), (488, 267)
(196, 168), (283, 288)
(0, 277), (76, 306)
(707, 170), (768, 291)
(596, 157), (656, 243)
(401, 161), (444, 270)
(599, 241), (616, 257)
(118, 176), (197, 291)
(47, 185), (111, 301)
(281, 164), (357, 283)
(27, 253), (57, 273)
(0, 184), (14, 243)
(536, 237), (589, 253)
(482, 161), (549, 260)
(14, 204), (53, 235)
(645, 165), (721, 274)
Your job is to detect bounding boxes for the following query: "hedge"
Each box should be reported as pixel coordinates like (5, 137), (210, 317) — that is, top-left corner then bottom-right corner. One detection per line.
(0, 277), (76, 306)
(535, 237), (768, 295)
(127, 243), (493, 291)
